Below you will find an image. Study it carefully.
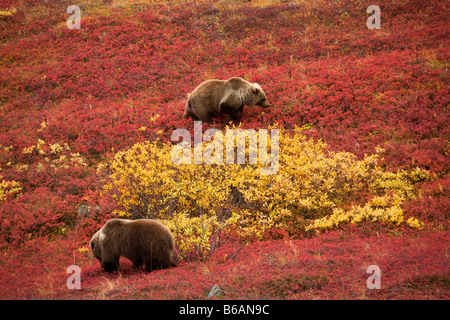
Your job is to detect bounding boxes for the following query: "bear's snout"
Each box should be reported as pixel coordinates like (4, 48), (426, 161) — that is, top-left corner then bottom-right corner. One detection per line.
(258, 100), (271, 108)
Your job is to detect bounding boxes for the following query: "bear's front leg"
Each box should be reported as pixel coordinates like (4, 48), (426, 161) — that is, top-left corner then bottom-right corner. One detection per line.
(133, 258), (143, 270)
(102, 261), (119, 273)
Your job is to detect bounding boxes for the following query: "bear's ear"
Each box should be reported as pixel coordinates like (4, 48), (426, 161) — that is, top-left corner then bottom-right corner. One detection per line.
(252, 84), (259, 94)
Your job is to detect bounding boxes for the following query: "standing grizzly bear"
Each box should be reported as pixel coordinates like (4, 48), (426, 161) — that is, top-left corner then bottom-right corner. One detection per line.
(183, 77), (270, 122)
(90, 218), (176, 272)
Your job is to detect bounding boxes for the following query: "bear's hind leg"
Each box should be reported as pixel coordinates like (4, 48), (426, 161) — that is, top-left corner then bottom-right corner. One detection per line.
(183, 102), (199, 120)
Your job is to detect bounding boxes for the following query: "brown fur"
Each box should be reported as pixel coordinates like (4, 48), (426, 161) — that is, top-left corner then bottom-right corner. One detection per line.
(183, 77), (270, 122)
(90, 218), (176, 272)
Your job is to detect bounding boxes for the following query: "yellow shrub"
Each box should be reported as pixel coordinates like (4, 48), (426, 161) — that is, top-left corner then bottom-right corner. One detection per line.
(0, 178), (22, 201)
(103, 126), (424, 259)
(159, 213), (220, 261)
(0, 168), (22, 201)
(0, 7), (16, 18)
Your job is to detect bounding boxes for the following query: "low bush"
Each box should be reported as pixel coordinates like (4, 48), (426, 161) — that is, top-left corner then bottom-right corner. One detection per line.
(104, 126), (428, 260)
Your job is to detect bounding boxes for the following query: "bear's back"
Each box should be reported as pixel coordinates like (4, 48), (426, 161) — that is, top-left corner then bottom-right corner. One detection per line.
(114, 219), (174, 250)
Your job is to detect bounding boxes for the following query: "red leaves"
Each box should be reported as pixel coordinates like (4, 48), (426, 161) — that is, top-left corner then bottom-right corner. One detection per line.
(1, 229), (448, 299)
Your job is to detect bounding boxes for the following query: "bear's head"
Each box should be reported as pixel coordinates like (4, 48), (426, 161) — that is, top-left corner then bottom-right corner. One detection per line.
(251, 83), (270, 108)
(90, 230), (103, 262)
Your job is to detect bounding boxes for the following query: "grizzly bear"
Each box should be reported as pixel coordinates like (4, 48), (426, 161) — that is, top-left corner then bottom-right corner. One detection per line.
(90, 218), (176, 272)
(183, 77), (270, 123)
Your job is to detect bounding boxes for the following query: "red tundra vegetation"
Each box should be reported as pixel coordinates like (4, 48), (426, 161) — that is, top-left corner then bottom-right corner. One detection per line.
(0, 0), (448, 299)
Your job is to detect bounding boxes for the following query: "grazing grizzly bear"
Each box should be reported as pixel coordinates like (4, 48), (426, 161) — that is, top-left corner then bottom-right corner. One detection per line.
(90, 218), (176, 272)
(183, 77), (270, 122)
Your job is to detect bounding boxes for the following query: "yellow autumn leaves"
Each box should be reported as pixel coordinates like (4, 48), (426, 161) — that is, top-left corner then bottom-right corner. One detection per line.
(103, 126), (428, 259)
(0, 7), (16, 18)
(0, 178), (21, 202)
